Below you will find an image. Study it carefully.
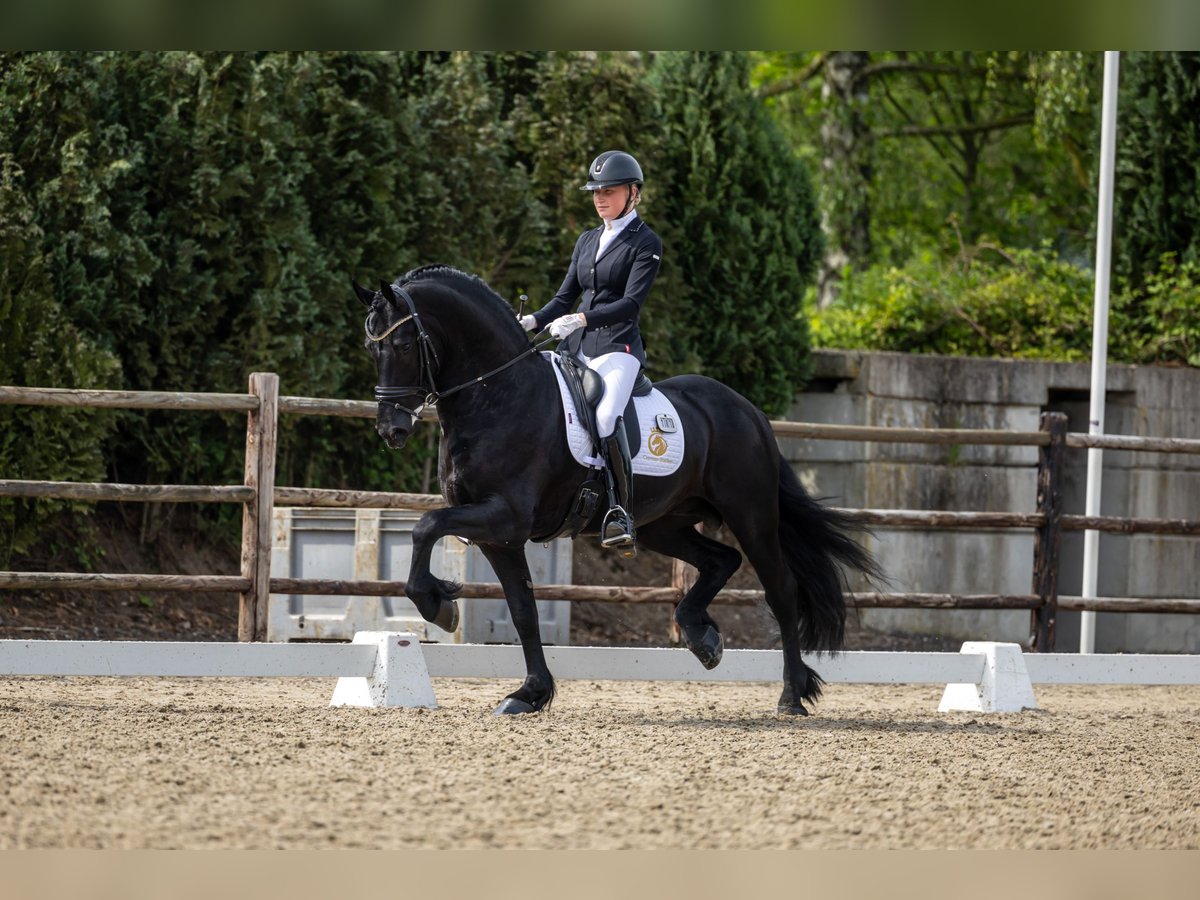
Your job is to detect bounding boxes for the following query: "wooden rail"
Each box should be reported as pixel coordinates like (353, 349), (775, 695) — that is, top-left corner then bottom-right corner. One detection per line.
(272, 486), (446, 510)
(3, 377), (1200, 647)
(3, 481), (1197, 536)
(5, 571), (1197, 617)
(0, 480), (254, 504)
(0, 385), (256, 412)
(8, 382), (1200, 452)
(0, 572), (250, 592)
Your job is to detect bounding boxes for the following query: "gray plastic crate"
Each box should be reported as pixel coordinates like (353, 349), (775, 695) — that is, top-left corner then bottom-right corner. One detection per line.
(268, 507), (572, 644)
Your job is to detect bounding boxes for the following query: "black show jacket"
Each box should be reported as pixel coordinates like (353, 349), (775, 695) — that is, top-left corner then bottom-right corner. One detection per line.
(533, 216), (662, 367)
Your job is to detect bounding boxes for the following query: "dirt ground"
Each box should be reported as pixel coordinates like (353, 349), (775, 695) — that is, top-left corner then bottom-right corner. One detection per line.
(10, 512), (1192, 850)
(2, 675), (1198, 850)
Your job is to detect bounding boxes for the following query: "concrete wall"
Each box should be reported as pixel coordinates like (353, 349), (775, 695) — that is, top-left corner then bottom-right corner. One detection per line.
(784, 350), (1200, 653)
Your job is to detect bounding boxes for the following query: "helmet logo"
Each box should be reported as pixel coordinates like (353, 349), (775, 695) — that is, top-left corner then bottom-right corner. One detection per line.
(594, 161), (603, 174)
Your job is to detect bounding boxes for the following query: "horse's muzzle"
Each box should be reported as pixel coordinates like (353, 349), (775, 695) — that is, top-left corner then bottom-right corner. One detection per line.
(379, 423), (411, 449)
(377, 406), (417, 449)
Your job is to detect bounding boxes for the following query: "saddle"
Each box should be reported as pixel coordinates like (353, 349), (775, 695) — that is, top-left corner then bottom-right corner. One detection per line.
(554, 347), (651, 455)
(533, 348), (653, 543)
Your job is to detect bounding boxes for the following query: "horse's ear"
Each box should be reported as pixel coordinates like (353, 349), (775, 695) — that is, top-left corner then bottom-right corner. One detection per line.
(352, 280), (375, 308)
(379, 280), (398, 305)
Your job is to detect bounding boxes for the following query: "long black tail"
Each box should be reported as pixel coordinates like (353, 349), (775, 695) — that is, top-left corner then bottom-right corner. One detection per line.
(776, 455), (882, 652)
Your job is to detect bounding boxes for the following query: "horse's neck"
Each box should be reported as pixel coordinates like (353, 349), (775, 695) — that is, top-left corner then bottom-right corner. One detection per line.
(418, 286), (558, 436)
(435, 349), (556, 435)
(438, 323), (528, 392)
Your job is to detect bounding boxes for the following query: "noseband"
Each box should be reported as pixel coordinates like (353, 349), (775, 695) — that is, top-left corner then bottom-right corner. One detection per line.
(368, 282), (548, 421)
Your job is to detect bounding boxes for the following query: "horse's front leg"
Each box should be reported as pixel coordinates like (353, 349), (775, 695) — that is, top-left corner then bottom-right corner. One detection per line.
(477, 544), (555, 715)
(405, 496), (529, 634)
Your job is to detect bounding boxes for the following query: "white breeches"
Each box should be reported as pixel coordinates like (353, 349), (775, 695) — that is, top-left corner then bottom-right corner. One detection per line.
(577, 350), (641, 438)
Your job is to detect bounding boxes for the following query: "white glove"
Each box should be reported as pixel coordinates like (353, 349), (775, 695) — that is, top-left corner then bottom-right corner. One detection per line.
(518, 315), (538, 332)
(549, 313), (587, 340)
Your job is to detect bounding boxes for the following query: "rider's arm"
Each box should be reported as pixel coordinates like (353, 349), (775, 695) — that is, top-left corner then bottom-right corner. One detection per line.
(533, 236), (585, 330)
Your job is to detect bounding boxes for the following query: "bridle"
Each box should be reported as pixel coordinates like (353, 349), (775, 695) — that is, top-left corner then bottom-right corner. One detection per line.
(367, 285), (443, 420)
(367, 282), (551, 420)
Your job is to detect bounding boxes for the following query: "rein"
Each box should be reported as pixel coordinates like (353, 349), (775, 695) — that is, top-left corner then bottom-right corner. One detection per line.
(369, 283), (555, 417)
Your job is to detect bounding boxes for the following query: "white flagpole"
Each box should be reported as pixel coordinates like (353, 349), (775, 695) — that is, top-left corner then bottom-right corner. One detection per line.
(1080, 51), (1121, 654)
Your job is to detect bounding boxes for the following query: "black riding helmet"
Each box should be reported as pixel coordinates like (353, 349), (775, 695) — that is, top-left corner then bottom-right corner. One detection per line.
(581, 151), (643, 219)
(580, 150), (644, 190)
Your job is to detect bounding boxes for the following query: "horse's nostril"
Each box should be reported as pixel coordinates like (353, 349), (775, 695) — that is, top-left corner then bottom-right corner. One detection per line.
(380, 425), (409, 448)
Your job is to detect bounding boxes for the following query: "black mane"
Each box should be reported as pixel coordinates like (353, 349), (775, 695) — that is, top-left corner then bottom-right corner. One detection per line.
(397, 265), (519, 326)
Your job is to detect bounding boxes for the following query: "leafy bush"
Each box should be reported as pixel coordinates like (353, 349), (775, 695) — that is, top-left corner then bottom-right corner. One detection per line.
(811, 242), (1200, 370)
(811, 243), (1097, 360)
(1123, 255), (1200, 367)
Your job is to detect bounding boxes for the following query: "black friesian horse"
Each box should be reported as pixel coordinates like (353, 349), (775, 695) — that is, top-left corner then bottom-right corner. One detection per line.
(355, 265), (878, 716)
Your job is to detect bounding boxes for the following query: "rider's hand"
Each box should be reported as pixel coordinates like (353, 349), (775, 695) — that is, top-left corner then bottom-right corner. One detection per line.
(518, 315), (538, 332)
(549, 313), (587, 339)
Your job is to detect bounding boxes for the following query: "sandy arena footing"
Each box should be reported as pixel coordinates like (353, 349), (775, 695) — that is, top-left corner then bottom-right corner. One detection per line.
(1, 676), (1198, 849)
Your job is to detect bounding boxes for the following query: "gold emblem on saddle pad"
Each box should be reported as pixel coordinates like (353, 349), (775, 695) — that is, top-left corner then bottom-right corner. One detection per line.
(648, 432), (669, 457)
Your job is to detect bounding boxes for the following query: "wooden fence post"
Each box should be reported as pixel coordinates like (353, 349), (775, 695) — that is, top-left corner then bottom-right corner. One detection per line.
(1030, 412), (1067, 652)
(239, 372), (279, 642)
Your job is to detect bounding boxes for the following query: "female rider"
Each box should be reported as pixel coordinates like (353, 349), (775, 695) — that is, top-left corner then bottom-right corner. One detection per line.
(520, 150), (662, 554)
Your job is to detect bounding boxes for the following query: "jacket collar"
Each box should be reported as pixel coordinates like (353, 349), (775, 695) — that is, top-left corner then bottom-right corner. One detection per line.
(593, 215), (643, 264)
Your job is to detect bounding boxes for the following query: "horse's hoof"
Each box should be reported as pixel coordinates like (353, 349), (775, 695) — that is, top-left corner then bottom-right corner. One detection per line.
(776, 702), (810, 717)
(434, 599), (460, 633)
(493, 697), (538, 716)
(687, 625), (724, 670)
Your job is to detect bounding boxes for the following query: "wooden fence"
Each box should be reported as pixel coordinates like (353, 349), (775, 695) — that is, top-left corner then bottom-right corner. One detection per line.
(3, 373), (1200, 650)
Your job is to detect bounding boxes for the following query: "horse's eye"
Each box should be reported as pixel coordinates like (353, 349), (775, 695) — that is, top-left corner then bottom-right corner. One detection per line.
(399, 341), (413, 353)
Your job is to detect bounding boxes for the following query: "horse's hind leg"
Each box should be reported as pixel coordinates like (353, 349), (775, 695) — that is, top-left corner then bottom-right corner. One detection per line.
(720, 510), (823, 716)
(637, 519), (742, 670)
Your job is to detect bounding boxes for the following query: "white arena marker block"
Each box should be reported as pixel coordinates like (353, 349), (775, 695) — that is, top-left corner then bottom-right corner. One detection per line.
(330, 632), (437, 709)
(939, 642), (1038, 713)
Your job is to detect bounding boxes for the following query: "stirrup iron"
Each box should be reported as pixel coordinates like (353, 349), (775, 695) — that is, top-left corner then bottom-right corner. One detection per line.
(601, 507), (636, 558)
(601, 507), (634, 545)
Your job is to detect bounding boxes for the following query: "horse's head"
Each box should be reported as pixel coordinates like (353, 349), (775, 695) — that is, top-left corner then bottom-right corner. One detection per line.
(357, 266), (534, 450)
(355, 279), (437, 450)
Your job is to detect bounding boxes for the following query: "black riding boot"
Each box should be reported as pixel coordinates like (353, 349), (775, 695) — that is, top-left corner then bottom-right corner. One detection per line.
(600, 418), (636, 558)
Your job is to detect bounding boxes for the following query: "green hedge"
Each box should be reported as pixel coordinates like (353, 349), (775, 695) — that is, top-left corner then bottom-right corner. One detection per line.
(811, 244), (1200, 368)
(0, 51), (824, 556)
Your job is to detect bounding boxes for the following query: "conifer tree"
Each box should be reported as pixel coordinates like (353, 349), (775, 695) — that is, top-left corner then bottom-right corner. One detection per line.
(1113, 51), (1200, 287)
(651, 51), (822, 415)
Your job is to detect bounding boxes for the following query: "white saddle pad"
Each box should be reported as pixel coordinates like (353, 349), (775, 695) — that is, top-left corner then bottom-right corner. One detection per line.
(545, 352), (684, 477)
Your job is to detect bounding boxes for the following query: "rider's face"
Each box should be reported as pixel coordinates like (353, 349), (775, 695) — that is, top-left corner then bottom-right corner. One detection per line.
(592, 185), (636, 222)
